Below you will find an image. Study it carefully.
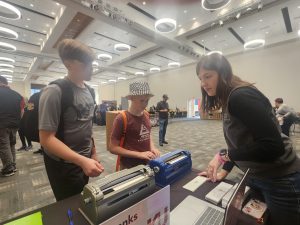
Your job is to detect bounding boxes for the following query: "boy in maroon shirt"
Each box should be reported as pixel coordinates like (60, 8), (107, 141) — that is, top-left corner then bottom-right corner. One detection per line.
(109, 81), (160, 169)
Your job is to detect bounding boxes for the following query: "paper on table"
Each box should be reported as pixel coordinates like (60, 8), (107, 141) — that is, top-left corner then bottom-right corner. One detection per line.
(183, 176), (207, 192)
(4, 211), (43, 225)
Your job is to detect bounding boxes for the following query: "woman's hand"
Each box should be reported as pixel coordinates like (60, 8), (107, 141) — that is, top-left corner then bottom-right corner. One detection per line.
(198, 154), (224, 182)
(198, 169), (229, 182)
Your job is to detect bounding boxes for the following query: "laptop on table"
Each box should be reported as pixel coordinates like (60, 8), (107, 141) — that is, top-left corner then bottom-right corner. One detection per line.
(170, 169), (249, 225)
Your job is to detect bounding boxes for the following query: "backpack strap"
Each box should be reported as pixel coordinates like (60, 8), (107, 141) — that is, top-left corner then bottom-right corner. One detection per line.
(49, 79), (73, 142)
(116, 110), (127, 171)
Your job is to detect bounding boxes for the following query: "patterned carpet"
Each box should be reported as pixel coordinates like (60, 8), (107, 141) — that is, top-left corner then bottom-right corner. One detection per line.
(0, 119), (299, 223)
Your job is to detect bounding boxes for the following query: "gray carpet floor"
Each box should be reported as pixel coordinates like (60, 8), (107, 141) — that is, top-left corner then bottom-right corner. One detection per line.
(0, 119), (299, 223)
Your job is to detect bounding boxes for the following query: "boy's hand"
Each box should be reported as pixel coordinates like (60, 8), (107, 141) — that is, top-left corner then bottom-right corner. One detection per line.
(139, 151), (156, 160)
(79, 157), (104, 177)
(151, 148), (161, 158)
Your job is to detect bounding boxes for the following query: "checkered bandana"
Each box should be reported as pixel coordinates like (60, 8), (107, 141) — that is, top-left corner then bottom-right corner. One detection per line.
(126, 81), (154, 97)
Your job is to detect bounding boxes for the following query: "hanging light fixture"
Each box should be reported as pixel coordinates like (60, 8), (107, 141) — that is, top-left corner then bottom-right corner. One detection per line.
(1, 74), (12, 78)
(207, 51), (223, 55)
(0, 57), (15, 63)
(244, 39), (265, 50)
(114, 43), (131, 52)
(0, 1), (21, 20)
(0, 42), (16, 51)
(0, 68), (13, 73)
(117, 77), (127, 80)
(97, 53), (112, 61)
(0, 27), (18, 39)
(168, 62), (181, 68)
(0, 63), (14, 68)
(155, 18), (177, 33)
(150, 67), (160, 73)
(201, 0), (231, 11)
(135, 71), (145, 76)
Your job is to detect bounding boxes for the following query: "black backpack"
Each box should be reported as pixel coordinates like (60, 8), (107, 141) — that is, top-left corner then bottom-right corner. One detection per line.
(23, 79), (95, 142)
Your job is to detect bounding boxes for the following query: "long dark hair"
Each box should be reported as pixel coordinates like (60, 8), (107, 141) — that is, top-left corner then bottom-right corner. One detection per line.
(196, 53), (252, 112)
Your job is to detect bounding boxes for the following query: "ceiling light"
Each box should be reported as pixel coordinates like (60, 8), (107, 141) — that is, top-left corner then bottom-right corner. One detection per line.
(30, 4), (34, 7)
(143, 1), (146, 5)
(0, 69), (13, 73)
(246, 7), (252, 11)
(298, 30), (300, 36)
(240, 26), (243, 29)
(235, 12), (241, 20)
(108, 79), (117, 82)
(46, 24), (50, 27)
(259, 19), (263, 22)
(184, 10), (187, 13)
(0, 42), (16, 51)
(149, 67), (160, 73)
(168, 62), (180, 68)
(0, 63), (14, 68)
(92, 61), (99, 67)
(43, 30), (47, 33)
(25, 25), (29, 28)
(135, 71), (145, 76)
(114, 43), (131, 52)
(297, 6), (300, 9)
(265, 31), (269, 34)
(26, 18), (30, 21)
(207, 51), (223, 55)
(0, 57), (15, 63)
(219, 20), (224, 26)
(201, 0), (231, 11)
(0, 1), (21, 20)
(155, 18), (177, 33)
(178, 24), (182, 28)
(56, 3), (60, 6)
(244, 39), (265, 50)
(193, 18), (196, 21)
(0, 27), (18, 39)
(118, 77), (127, 80)
(101, 81), (108, 84)
(1, 74), (12, 78)
(97, 53), (112, 61)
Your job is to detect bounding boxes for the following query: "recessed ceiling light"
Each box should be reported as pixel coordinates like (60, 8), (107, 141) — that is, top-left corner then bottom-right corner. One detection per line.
(0, 63), (14, 68)
(201, 40), (204, 42)
(1, 74), (12, 78)
(25, 25), (29, 28)
(135, 71), (145, 76)
(43, 30), (47, 33)
(51, 12), (55, 15)
(26, 18), (30, 21)
(193, 18), (196, 20)
(168, 62), (180, 68)
(149, 67), (160, 73)
(118, 77), (127, 80)
(56, 3), (60, 6)
(142, 1), (146, 5)
(92, 61), (99, 67)
(46, 24), (50, 27)
(244, 39), (265, 50)
(298, 30), (300, 36)
(184, 10), (187, 13)
(201, 0), (231, 11)
(178, 24), (182, 28)
(297, 6), (300, 9)
(207, 51), (223, 55)
(155, 18), (177, 33)
(97, 53), (112, 61)
(0, 68), (13, 73)
(39, 38), (43, 41)
(0, 42), (16, 51)
(30, 3), (34, 7)
(108, 79), (117, 82)
(114, 43), (131, 52)
(0, 57), (15, 63)
(0, 1), (21, 20)
(0, 27), (18, 39)
(246, 7), (252, 11)
(101, 81), (108, 84)
(265, 31), (269, 34)
(240, 26), (243, 29)
(259, 19), (263, 22)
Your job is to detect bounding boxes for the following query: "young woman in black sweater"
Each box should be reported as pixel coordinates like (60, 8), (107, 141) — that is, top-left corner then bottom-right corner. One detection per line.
(197, 53), (300, 225)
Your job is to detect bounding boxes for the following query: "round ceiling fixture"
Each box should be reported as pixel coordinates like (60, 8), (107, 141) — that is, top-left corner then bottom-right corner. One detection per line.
(0, 68), (13, 73)
(97, 53), (112, 61)
(1, 74), (12, 78)
(207, 51), (223, 55)
(117, 77), (127, 80)
(0, 42), (16, 51)
(0, 27), (18, 39)
(114, 43), (131, 52)
(244, 39), (265, 50)
(135, 71), (145, 76)
(201, 0), (231, 11)
(101, 81), (108, 84)
(0, 1), (21, 20)
(108, 79), (117, 82)
(0, 63), (14, 68)
(168, 62), (181, 68)
(150, 67), (161, 73)
(155, 18), (177, 33)
(92, 61), (99, 67)
(0, 57), (15, 63)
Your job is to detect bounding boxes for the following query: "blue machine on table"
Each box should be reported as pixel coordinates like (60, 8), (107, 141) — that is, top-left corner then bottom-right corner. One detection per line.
(149, 149), (192, 187)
